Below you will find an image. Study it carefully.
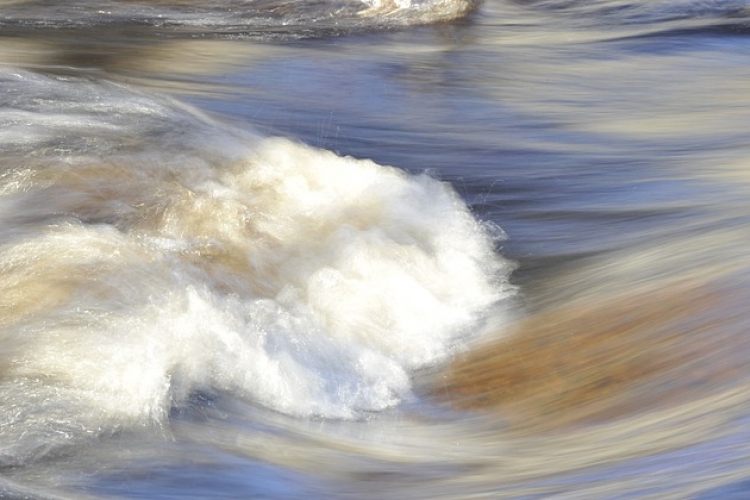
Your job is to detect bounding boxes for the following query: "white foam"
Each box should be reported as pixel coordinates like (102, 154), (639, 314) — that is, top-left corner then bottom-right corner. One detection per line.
(0, 74), (513, 459)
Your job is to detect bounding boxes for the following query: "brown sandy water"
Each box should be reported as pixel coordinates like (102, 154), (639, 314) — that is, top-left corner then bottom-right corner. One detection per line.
(438, 277), (750, 431)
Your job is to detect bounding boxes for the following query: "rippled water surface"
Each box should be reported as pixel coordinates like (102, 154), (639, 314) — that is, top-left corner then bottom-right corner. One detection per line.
(2, 1), (750, 499)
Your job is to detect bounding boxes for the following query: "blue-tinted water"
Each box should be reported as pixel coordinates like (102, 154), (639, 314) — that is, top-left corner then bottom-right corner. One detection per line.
(2, 1), (750, 498)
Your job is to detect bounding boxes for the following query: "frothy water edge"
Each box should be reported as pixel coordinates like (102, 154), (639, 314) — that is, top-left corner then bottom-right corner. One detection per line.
(0, 68), (513, 467)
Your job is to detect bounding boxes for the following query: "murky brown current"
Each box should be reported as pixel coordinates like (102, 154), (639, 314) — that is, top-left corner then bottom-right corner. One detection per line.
(2, 1), (750, 499)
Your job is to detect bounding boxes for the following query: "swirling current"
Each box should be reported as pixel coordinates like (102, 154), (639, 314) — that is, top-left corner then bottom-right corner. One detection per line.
(2, 1), (750, 499)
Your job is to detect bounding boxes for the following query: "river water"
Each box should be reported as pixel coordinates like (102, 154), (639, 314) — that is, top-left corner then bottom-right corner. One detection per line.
(1, 1), (750, 499)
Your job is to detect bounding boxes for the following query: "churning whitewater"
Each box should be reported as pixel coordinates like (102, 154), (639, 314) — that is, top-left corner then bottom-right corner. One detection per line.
(0, 69), (511, 465)
(0, 0), (479, 38)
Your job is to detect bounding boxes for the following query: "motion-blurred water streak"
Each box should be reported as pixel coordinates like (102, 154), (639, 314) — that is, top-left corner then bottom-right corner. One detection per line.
(1, 1), (750, 499)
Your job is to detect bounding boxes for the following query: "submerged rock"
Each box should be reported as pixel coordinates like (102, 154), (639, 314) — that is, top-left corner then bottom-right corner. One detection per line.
(434, 279), (749, 431)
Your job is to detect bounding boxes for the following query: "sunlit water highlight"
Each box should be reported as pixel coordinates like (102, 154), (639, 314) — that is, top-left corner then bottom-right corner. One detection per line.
(2, 1), (750, 499)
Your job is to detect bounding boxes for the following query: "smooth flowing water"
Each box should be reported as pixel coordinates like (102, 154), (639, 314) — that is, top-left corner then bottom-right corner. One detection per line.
(1, 1), (750, 499)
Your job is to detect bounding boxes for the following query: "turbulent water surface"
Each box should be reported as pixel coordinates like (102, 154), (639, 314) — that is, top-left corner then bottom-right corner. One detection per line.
(1, 1), (750, 499)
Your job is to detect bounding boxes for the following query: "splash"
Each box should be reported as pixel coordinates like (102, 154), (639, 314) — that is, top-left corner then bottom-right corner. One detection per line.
(0, 69), (511, 464)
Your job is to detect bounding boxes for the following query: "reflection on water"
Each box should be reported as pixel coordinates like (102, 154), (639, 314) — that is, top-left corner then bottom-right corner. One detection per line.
(2, 1), (750, 499)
